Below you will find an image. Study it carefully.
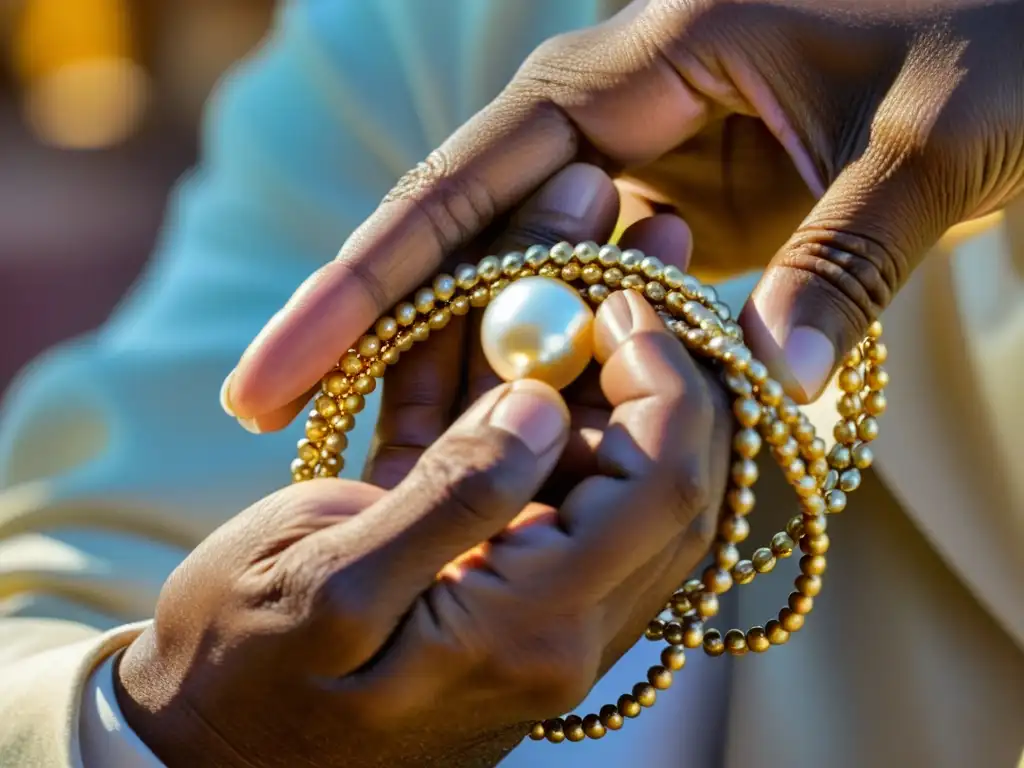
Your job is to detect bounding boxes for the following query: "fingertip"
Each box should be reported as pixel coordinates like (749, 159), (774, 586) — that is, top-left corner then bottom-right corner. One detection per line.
(593, 290), (662, 364)
(616, 213), (693, 271)
(487, 379), (570, 458)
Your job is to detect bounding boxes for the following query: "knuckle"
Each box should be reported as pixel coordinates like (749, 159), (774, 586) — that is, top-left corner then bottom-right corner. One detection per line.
(381, 149), (499, 255)
(776, 229), (903, 321)
(415, 435), (526, 524)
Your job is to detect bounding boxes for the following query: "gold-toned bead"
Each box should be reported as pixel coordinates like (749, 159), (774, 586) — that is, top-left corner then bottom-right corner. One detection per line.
(796, 573), (823, 597)
(529, 723), (546, 741)
(747, 360), (769, 384)
(395, 332), (414, 352)
(561, 262), (582, 283)
(395, 302), (417, 326)
(343, 393), (365, 414)
(573, 241), (600, 264)
(732, 559), (756, 585)
(500, 252), (524, 277)
(801, 493), (826, 517)
(645, 618), (666, 641)
(785, 515), (805, 540)
(825, 489), (847, 514)
(852, 443), (874, 469)
(724, 371), (754, 397)
(716, 542), (740, 570)
(581, 263), (604, 284)
(731, 458), (759, 487)
(758, 379), (784, 407)
(720, 514), (750, 543)
(620, 248), (644, 272)
(697, 591), (720, 618)
(357, 335), (381, 359)
(747, 627), (771, 653)
(413, 287), (436, 314)
(489, 278), (509, 298)
(803, 513), (827, 537)
(640, 255), (664, 279)
(648, 665), (673, 690)
(315, 394), (340, 420)
(864, 338), (887, 363)
(550, 241), (575, 265)
(794, 475), (819, 498)
(779, 607), (805, 632)
(774, 437), (800, 463)
(866, 365), (889, 390)
(764, 419), (790, 446)
(703, 629), (726, 657)
(317, 455), (343, 477)
(538, 263), (560, 278)
(663, 621), (685, 645)
(838, 368), (863, 392)
(375, 316), (398, 341)
(703, 566), (733, 594)
(582, 714), (606, 740)
(597, 244), (621, 266)
(305, 415), (328, 442)
(291, 465), (313, 482)
(411, 321), (431, 342)
(800, 554), (827, 576)
(661, 645), (686, 671)
(600, 704), (624, 730)
(617, 695), (641, 719)
(683, 578), (704, 595)
(670, 591), (692, 616)
(845, 345), (863, 366)
(645, 281), (666, 303)
(864, 390), (887, 415)
(661, 264), (684, 288)
(381, 346), (401, 366)
(838, 468), (861, 492)
(323, 432), (348, 455)
(838, 393), (863, 419)
(801, 533), (830, 555)
(788, 591), (814, 615)
(322, 372), (350, 397)
(766, 619), (790, 645)
(587, 284), (610, 304)
(602, 267), (624, 288)
(477, 255), (501, 281)
(857, 416), (880, 442)
(867, 320), (883, 338)
(633, 682), (657, 707)
(752, 547), (777, 573)
(804, 437), (827, 460)
(428, 307), (451, 330)
(778, 397), (801, 424)
(733, 398), (761, 428)
(621, 274), (646, 291)
(697, 284), (718, 305)
(828, 444), (852, 469)
(330, 413), (356, 433)
(793, 421), (816, 444)
(454, 263), (479, 289)
(297, 439), (320, 465)
(733, 428), (762, 458)
(432, 273), (456, 300)
(665, 291), (686, 316)
(353, 375), (376, 395)
(834, 419), (858, 444)
(340, 353), (363, 376)
(367, 359), (387, 378)
(682, 618), (704, 648)
(808, 457), (830, 479)
(725, 629), (748, 656)
(469, 285), (490, 307)
(771, 532), (795, 558)
(449, 295), (471, 316)
(544, 719), (565, 743)
(564, 715), (585, 743)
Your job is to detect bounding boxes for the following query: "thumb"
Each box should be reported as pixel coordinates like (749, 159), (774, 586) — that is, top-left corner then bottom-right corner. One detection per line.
(739, 153), (951, 403)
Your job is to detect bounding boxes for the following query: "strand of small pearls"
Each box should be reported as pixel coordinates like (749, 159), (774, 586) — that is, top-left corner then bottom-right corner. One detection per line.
(289, 241), (888, 745)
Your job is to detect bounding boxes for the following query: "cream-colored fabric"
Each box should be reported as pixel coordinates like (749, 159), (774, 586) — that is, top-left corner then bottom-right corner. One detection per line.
(0, 1), (1021, 766)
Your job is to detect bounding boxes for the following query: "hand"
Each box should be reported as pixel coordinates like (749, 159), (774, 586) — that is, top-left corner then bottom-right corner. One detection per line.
(225, 0), (1024, 426)
(116, 290), (730, 768)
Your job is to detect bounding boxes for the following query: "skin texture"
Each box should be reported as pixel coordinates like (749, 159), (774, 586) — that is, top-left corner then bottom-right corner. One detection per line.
(224, 0), (1024, 425)
(116, 288), (732, 768)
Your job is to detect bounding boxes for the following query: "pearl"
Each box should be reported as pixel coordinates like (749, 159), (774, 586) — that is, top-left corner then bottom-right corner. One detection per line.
(480, 276), (594, 390)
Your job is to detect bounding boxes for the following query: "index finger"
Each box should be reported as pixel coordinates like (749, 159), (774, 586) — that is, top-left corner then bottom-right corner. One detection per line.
(224, 9), (712, 422)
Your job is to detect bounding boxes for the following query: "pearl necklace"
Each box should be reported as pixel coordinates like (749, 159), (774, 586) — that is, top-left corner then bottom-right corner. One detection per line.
(288, 241), (887, 745)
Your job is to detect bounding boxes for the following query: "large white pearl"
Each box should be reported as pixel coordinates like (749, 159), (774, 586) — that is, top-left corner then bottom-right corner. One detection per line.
(480, 276), (595, 390)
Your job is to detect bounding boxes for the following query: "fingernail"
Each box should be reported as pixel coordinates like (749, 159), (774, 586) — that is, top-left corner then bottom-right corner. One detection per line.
(220, 369), (261, 433)
(593, 291), (637, 363)
(783, 326), (835, 402)
(219, 369), (238, 417)
(488, 381), (569, 456)
(531, 165), (607, 219)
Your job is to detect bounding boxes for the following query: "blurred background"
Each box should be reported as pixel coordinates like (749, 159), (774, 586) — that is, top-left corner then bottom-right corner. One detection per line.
(0, 0), (275, 396)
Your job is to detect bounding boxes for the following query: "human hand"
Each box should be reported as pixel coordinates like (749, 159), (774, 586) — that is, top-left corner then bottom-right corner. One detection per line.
(224, 0), (1024, 426)
(115, 289), (729, 768)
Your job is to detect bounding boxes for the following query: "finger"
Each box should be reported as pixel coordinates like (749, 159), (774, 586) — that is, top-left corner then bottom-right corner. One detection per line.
(225, 7), (712, 423)
(287, 379), (570, 672)
(463, 163), (620, 405)
(363, 314), (468, 490)
(739, 101), (960, 403)
(616, 212), (694, 273)
(554, 290), (724, 599)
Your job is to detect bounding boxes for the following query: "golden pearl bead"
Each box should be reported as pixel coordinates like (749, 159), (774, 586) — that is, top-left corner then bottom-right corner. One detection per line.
(480, 276), (595, 390)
